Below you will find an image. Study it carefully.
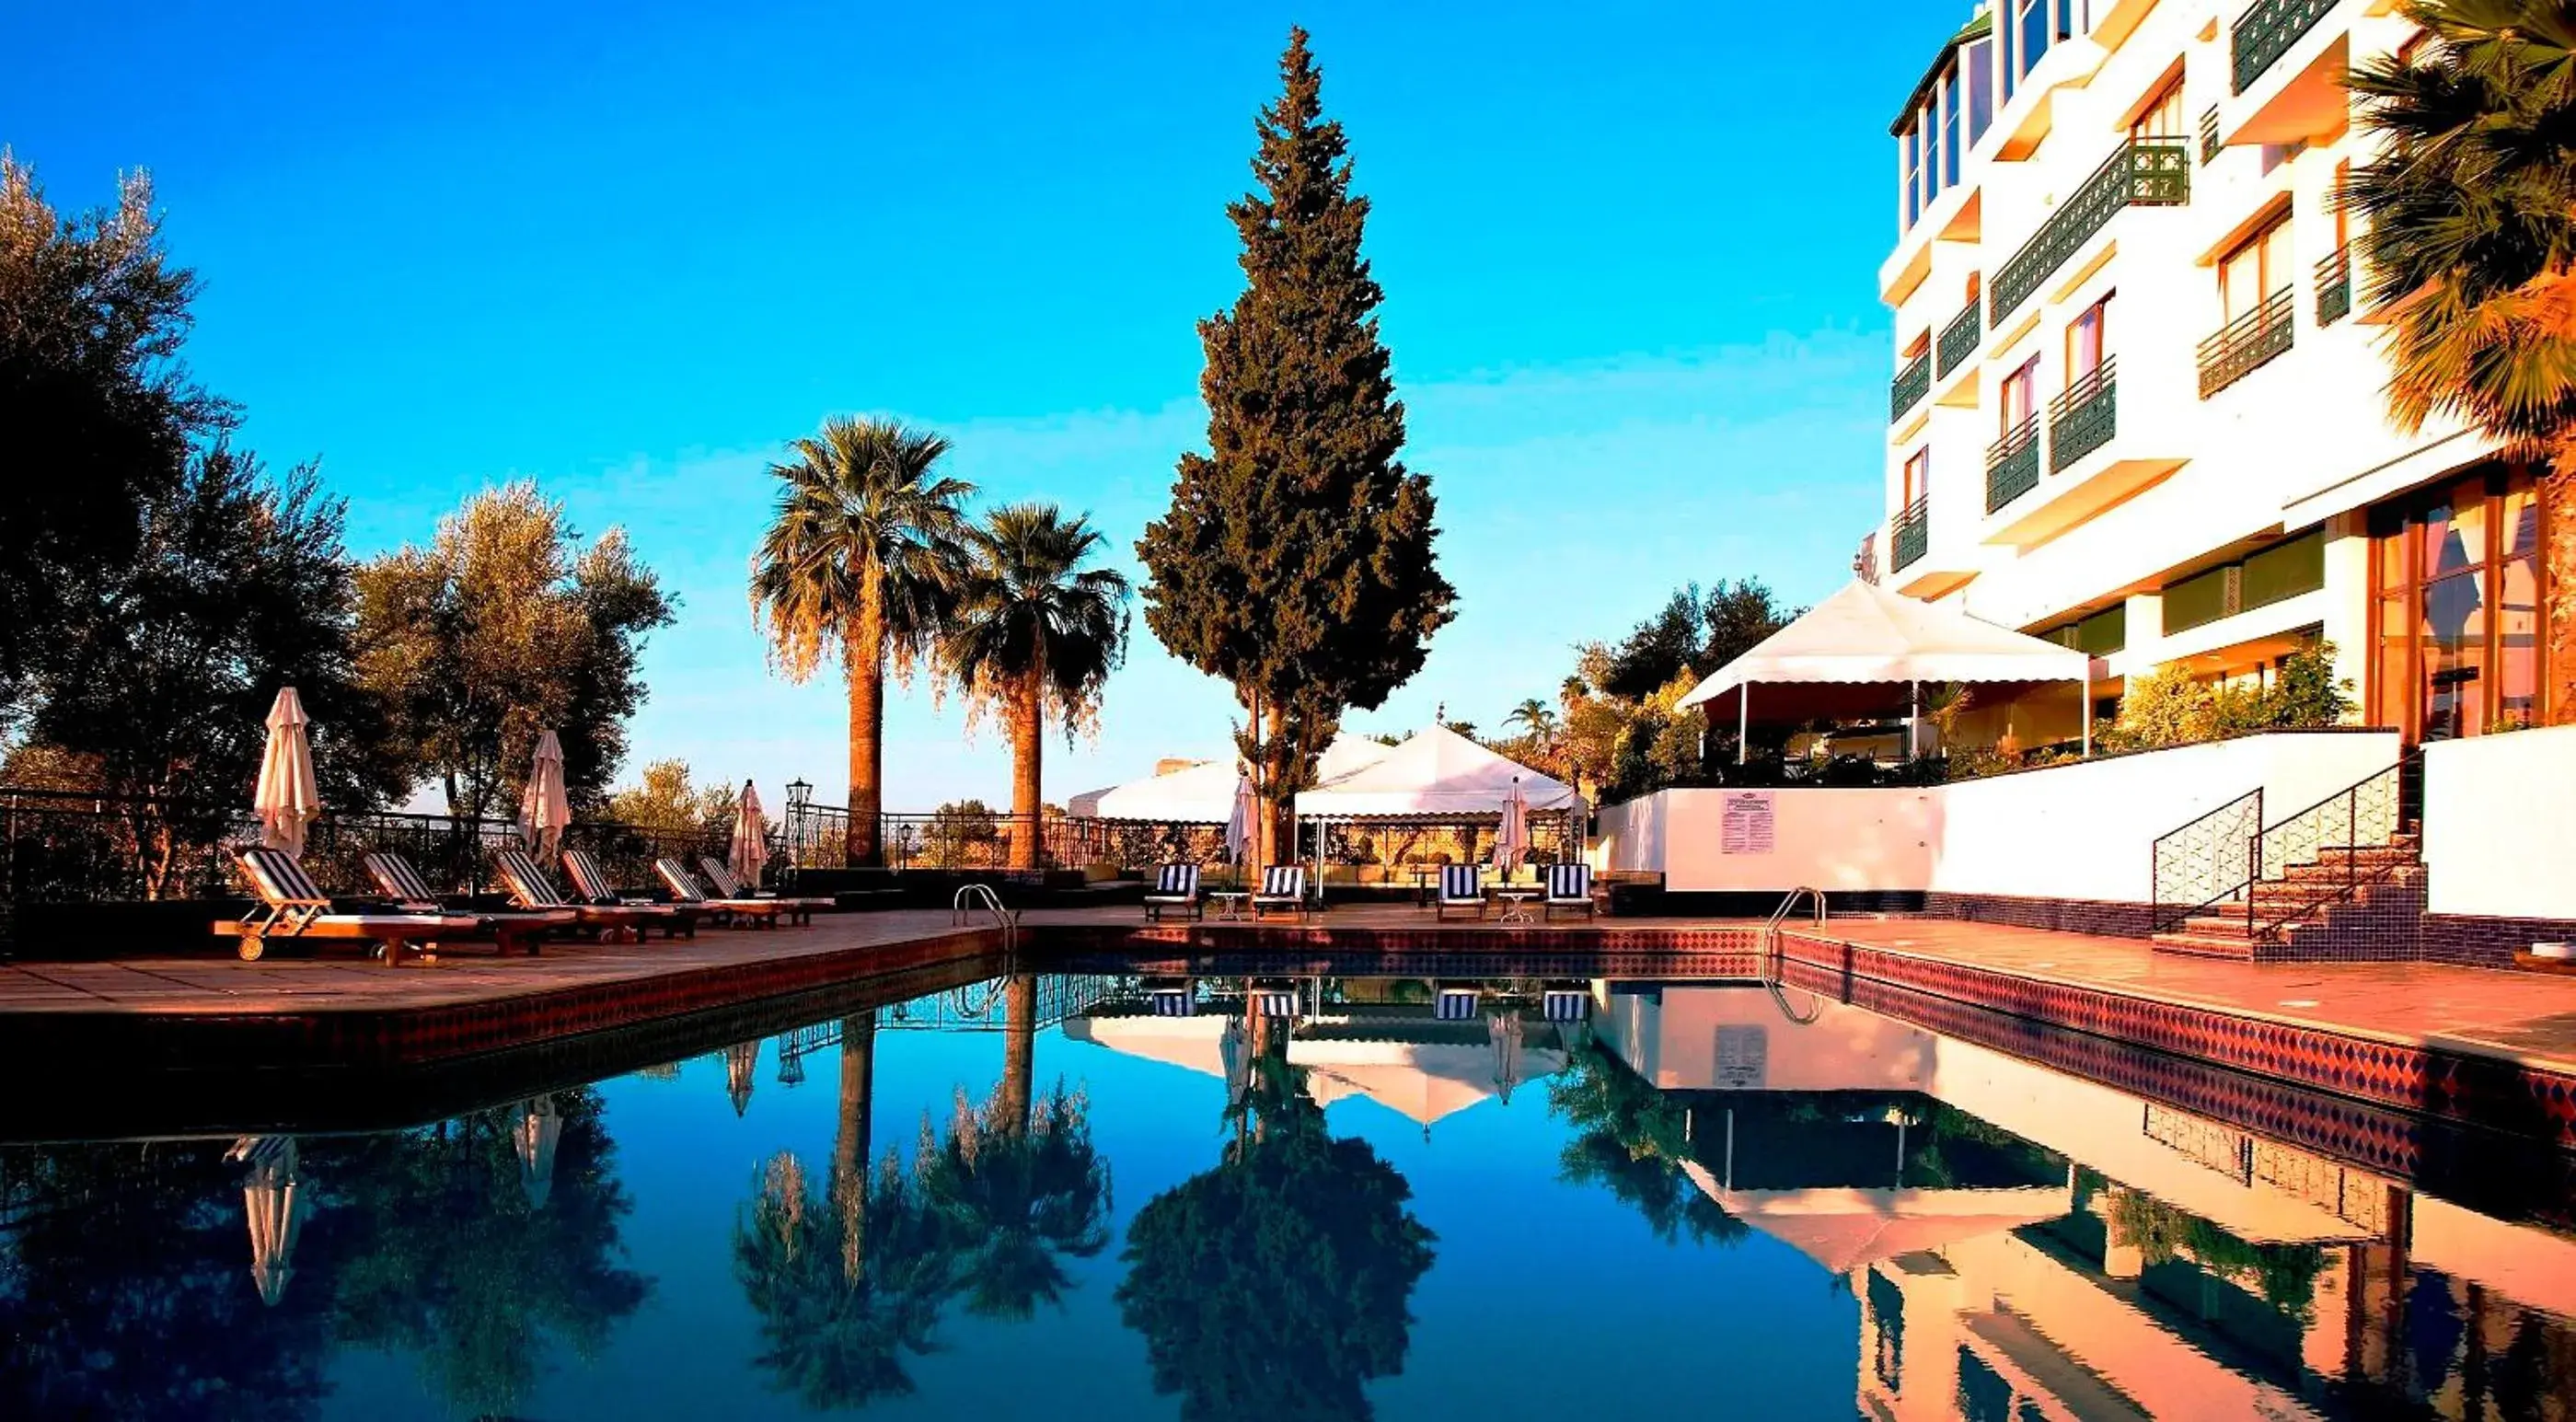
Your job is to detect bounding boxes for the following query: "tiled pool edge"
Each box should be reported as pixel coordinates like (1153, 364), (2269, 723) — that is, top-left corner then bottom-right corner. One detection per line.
(1776, 928), (2576, 1151)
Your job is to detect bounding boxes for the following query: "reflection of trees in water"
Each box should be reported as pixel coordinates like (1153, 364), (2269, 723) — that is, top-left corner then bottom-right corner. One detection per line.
(734, 1149), (954, 1409)
(0, 1139), (334, 1419)
(1115, 1046), (1437, 1422)
(325, 1088), (651, 1416)
(2105, 1187), (2327, 1322)
(919, 1081), (1113, 1321)
(1546, 1036), (1745, 1246)
(0, 1087), (648, 1421)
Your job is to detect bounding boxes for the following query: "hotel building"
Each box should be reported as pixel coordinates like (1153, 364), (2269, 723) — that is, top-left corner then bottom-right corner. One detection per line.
(1875, 0), (2549, 747)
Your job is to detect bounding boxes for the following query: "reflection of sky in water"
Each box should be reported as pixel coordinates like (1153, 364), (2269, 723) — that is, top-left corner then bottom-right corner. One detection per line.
(5, 977), (2570, 1420)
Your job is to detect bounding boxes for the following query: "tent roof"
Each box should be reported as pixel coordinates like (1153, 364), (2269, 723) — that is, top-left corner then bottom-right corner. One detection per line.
(1294, 725), (1579, 819)
(1069, 734), (1393, 822)
(1287, 1038), (1570, 1127)
(1678, 1169), (2070, 1273)
(1677, 580), (2092, 716)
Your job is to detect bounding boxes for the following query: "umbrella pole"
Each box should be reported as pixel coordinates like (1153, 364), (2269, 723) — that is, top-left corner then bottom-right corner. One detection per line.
(1738, 687), (1750, 767)
(2082, 665), (2094, 758)
(1909, 679), (1920, 763)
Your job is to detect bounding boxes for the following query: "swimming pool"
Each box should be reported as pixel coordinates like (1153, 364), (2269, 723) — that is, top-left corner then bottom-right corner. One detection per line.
(4, 966), (2570, 1419)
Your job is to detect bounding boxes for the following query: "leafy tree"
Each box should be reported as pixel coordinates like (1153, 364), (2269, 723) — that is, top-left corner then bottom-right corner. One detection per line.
(1138, 29), (1456, 867)
(29, 446), (406, 895)
(1504, 697), (1557, 747)
(941, 504), (1130, 869)
(918, 798), (1002, 868)
(0, 156), (226, 729)
(2348, 3), (2576, 723)
(355, 481), (673, 822)
(1547, 1036), (1747, 1246)
(1592, 579), (1795, 702)
(605, 757), (736, 836)
(1115, 1046), (1434, 1422)
(751, 418), (974, 865)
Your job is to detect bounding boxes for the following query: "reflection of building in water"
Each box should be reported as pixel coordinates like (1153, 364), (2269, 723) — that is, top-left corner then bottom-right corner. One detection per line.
(1603, 985), (2576, 1420)
(1066, 978), (1576, 1132)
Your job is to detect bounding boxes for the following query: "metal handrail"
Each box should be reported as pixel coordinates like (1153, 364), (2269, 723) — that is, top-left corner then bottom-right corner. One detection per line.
(2149, 787), (2263, 932)
(951, 883), (1017, 949)
(2243, 753), (2414, 942)
(1760, 887), (1828, 1024)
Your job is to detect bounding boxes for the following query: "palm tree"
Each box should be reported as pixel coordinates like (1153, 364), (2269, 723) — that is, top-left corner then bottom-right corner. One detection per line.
(1504, 697), (1558, 747)
(918, 1081), (1113, 1322)
(751, 419), (974, 865)
(941, 504), (1131, 869)
(2348, 2), (2576, 723)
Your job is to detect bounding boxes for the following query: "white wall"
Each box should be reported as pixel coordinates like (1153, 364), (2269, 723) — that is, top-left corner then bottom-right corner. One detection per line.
(1600, 730), (2399, 902)
(2422, 724), (2576, 919)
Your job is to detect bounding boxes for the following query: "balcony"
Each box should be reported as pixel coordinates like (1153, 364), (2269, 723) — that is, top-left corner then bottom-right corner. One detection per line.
(2231, 0), (2339, 95)
(2049, 358), (2116, 472)
(1891, 351), (1931, 422)
(1935, 301), (1981, 380)
(2316, 246), (2351, 326)
(2199, 107), (2221, 165)
(2198, 289), (2295, 399)
(1892, 498), (1929, 572)
(1986, 416), (2041, 514)
(1990, 141), (2191, 327)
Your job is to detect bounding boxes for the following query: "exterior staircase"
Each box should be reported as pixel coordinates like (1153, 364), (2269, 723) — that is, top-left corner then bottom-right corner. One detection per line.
(2152, 832), (2422, 960)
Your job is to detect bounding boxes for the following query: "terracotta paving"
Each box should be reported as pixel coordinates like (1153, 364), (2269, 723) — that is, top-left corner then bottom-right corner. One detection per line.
(6, 903), (2576, 1075)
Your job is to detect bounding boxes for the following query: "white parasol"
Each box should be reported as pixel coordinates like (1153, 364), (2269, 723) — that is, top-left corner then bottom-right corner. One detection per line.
(253, 688), (322, 857)
(518, 730), (572, 858)
(730, 780), (769, 886)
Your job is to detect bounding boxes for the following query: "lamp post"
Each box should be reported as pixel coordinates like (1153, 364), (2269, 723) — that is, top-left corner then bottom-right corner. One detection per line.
(785, 778), (813, 867)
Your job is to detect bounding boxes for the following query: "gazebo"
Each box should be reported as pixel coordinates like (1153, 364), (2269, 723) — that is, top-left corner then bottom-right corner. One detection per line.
(1675, 580), (2098, 761)
(1291, 724), (1585, 881)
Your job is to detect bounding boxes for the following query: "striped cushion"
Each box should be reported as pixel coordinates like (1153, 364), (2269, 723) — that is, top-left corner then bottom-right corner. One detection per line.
(1149, 987), (1196, 1017)
(1543, 988), (1589, 1023)
(1439, 864), (1481, 901)
(1545, 863), (1592, 900)
(655, 858), (710, 904)
(699, 857), (750, 898)
(1149, 863), (1199, 897)
(239, 846), (327, 906)
(1435, 988), (1479, 1021)
(1257, 866), (1304, 899)
(1250, 988), (1298, 1019)
(560, 850), (621, 904)
(494, 850), (569, 908)
(364, 851), (441, 909)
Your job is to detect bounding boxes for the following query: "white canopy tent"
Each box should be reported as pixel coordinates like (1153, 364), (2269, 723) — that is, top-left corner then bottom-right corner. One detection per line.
(1293, 724), (1580, 818)
(1068, 734), (1395, 823)
(1674, 580), (2098, 760)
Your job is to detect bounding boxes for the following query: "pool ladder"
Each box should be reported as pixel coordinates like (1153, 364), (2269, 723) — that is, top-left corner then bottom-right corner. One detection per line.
(1760, 886), (1826, 1025)
(952, 883), (1018, 951)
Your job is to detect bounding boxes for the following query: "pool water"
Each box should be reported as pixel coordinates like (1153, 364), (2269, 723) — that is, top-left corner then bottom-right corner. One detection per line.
(5, 970), (2573, 1420)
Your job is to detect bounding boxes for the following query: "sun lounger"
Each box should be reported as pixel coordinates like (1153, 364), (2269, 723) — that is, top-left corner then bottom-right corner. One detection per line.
(219, 844), (477, 965)
(1436, 985), (1481, 1021)
(1249, 980), (1300, 1018)
(1542, 862), (1596, 920)
(362, 851), (572, 955)
(493, 850), (678, 942)
(1144, 863), (1203, 921)
(1251, 865), (1307, 921)
(697, 857), (831, 921)
(1145, 977), (1196, 1016)
(653, 858), (799, 929)
(1542, 986), (1590, 1022)
(1435, 863), (1484, 921)
(561, 850), (700, 937)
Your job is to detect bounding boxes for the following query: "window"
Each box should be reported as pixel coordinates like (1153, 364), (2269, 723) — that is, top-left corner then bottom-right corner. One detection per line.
(1902, 447), (1930, 507)
(2131, 75), (2186, 142)
(2000, 355), (2040, 436)
(2372, 466), (2548, 740)
(2067, 295), (2110, 379)
(1965, 39), (1994, 144)
(2162, 528), (2324, 634)
(2043, 604), (2127, 655)
(1902, 125), (1922, 228)
(2221, 212), (2293, 319)
(2016, 0), (2052, 83)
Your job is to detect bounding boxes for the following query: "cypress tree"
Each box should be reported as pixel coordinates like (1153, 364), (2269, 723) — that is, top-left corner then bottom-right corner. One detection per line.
(1138, 27), (1455, 864)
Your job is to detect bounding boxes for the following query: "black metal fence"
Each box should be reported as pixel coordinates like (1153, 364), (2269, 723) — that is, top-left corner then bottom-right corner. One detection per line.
(0, 786), (744, 942)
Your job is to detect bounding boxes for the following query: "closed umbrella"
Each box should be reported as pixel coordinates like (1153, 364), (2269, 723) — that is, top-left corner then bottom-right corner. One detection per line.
(1219, 1015), (1250, 1113)
(228, 1135), (306, 1307)
(1224, 771), (1255, 868)
(724, 1039), (761, 1116)
(1488, 1011), (1525, 1104)
(253, 688), (321, 857)
(1492, 776), (1530, 877)
(731, 780), (769, 886)
(512, 1095), (561, 1210)
(519, 730), (572, 858)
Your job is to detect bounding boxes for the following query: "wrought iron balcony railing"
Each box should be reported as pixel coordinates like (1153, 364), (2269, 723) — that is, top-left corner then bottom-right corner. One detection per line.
(1990, 140), (2190, 326)
(1890, 351), (1932, 422)
(2316, 245), (2351, 326)
(2198, 288), (2295, 398)
(1935, 300), (1981, 378)
(2231, 0), (2340, 95)
(2049, 357), (2117, 471)
(1892, 497), (1929, 572)
(1985, 416), (2042, 514)
(2199, 107), (2221, 165)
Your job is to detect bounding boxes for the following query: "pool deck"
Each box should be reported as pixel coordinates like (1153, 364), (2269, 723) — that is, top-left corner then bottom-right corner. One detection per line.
(5, 905), (2575, 1146)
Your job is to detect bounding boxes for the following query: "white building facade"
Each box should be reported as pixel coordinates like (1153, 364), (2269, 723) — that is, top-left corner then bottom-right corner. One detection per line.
(1877, 0), (2550, 748)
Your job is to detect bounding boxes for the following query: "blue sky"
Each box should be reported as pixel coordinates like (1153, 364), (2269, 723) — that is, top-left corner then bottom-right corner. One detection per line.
(6, 1), (1956, 810)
